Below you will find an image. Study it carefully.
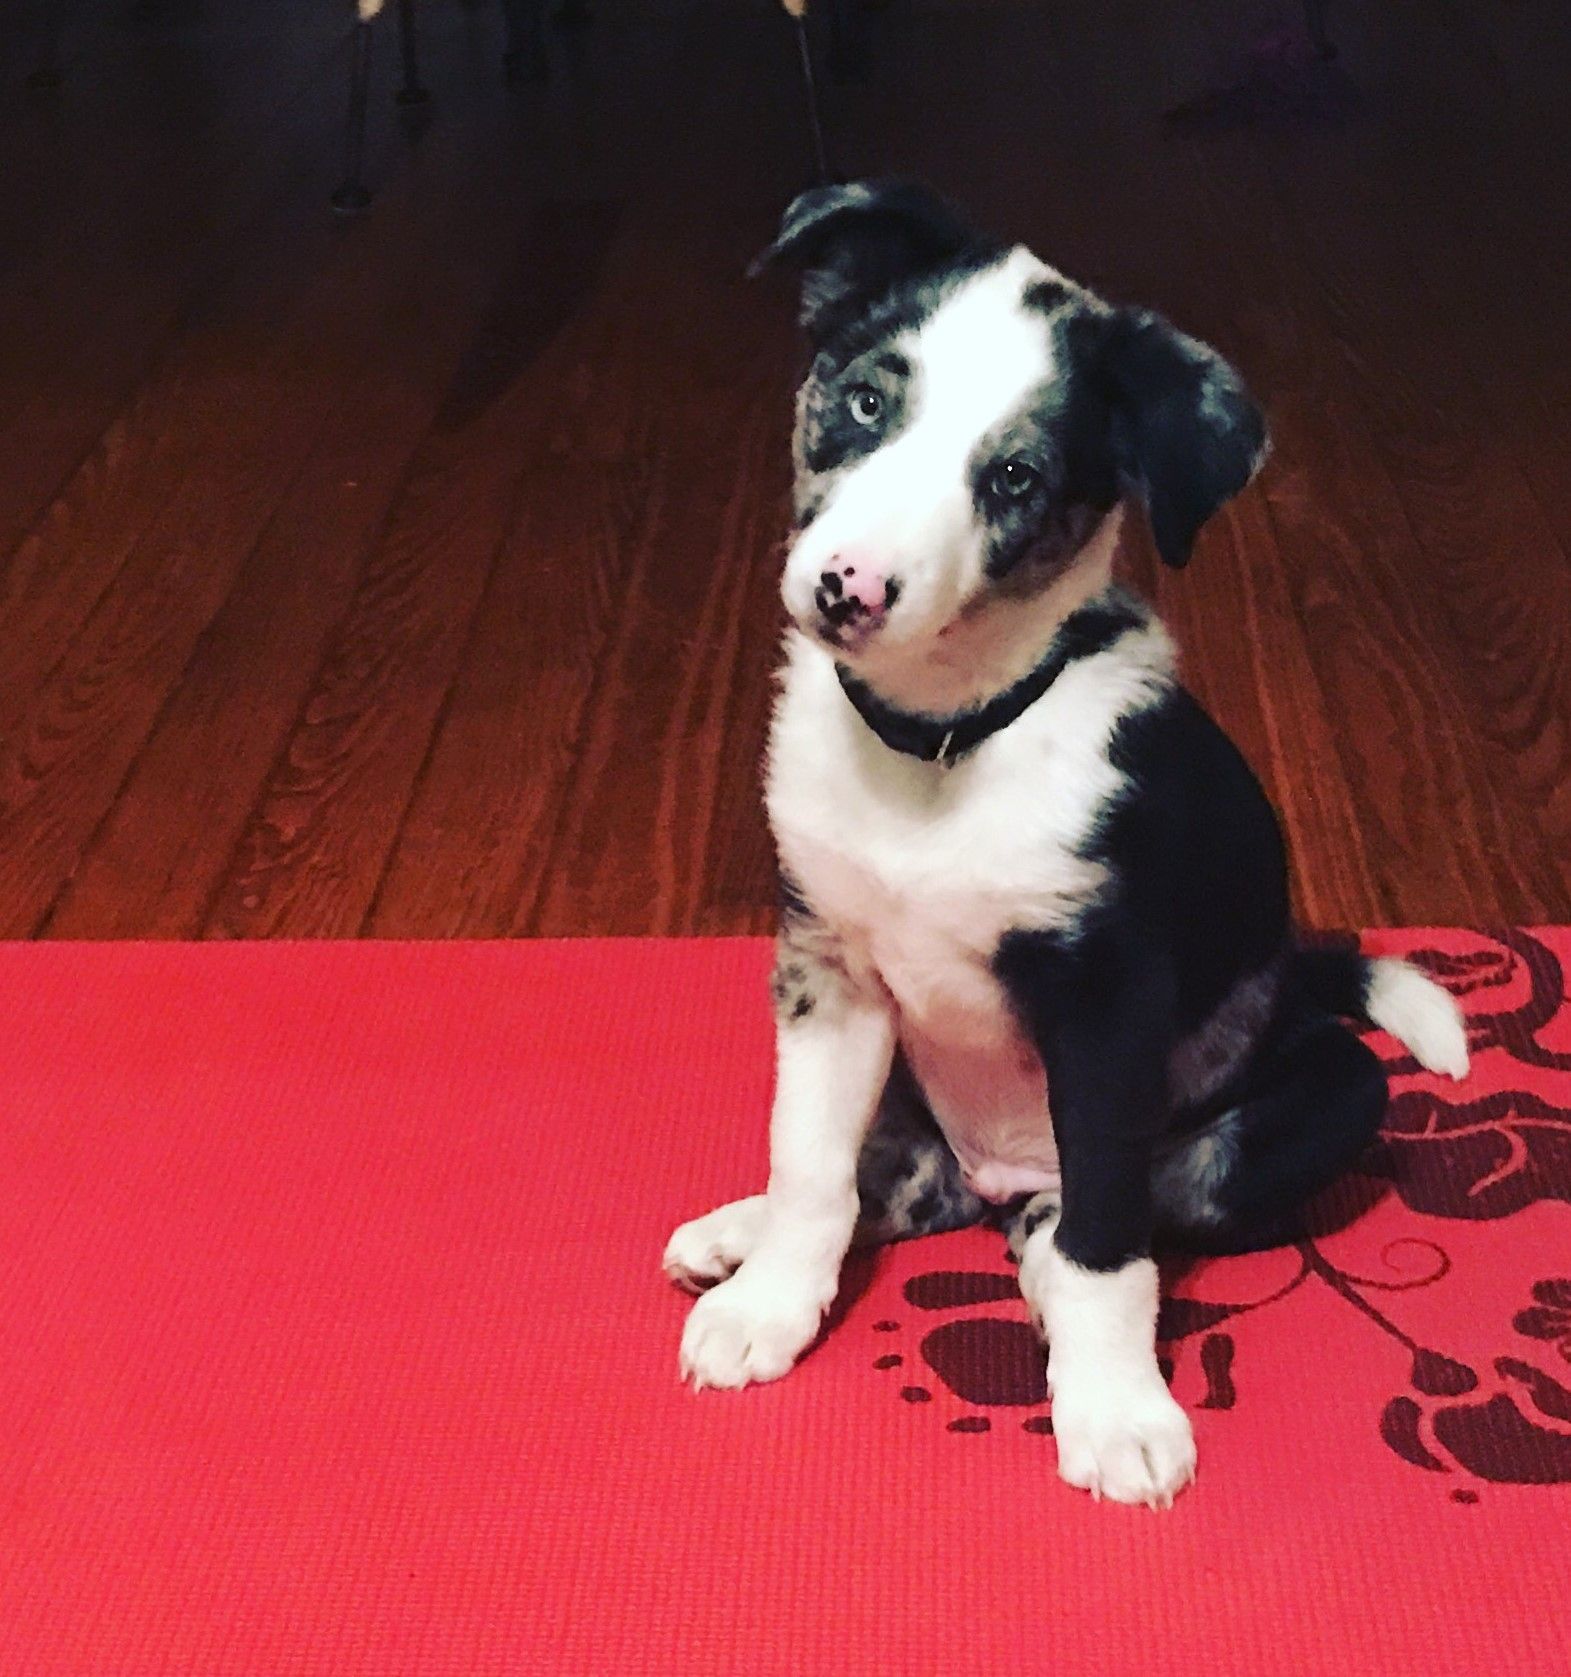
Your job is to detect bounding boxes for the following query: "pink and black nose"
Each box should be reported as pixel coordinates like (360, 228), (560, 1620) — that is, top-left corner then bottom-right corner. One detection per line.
(813, 557), (900, 641)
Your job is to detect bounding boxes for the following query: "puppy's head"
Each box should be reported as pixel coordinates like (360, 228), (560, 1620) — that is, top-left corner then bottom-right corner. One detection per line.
(754, 181), (1267, 666)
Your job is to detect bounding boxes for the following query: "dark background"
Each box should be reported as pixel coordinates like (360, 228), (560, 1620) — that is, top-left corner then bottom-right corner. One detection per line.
(3, 0), (1569, 939)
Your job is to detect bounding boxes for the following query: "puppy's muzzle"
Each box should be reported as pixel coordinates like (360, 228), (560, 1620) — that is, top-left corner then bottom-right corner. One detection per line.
(812, 557), (900, 649)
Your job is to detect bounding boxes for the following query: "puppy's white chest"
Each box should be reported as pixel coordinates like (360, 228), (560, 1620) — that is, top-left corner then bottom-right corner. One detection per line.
(771, 695), (1100, 1204)
(843, 873), (1065, 1205)
(867, 913), (1012, 1035)
(783, 779), (1068, 1011)
(771, 680), (1108, 989)
(766, 628), (1172, 1204)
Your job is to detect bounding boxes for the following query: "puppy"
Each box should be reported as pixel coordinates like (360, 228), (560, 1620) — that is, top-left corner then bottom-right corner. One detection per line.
(663, 181), (1468, 1506)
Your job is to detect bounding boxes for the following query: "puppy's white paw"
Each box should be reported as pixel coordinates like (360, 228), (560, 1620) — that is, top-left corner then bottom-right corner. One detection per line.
(663, 1196), (767, 1293)
(678, 1264), (826, 1390)
(1051, 1373), (1196, 1508)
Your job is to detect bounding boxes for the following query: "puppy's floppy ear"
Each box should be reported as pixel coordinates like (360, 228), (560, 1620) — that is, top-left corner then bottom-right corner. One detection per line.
(749, 178), (982, 344)
(1098, 309), (1268, 568)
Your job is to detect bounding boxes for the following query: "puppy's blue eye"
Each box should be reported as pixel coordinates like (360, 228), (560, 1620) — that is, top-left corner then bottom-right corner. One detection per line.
(991, 458), (1039, 498)
(847, 386), (883, 427)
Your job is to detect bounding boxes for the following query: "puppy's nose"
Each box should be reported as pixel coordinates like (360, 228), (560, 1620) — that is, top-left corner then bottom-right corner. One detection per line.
(815, 556), (895, 626)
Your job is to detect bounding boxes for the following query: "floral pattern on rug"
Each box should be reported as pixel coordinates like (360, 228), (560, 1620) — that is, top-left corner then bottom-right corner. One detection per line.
(865, 929), (1571, 1490)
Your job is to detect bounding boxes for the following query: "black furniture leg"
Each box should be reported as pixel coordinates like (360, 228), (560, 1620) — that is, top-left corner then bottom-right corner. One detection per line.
(395, 0), (430, 104)
(331, 15), (376, 214)
(792, 13), (831, 184)
(501, 0), (549, 83)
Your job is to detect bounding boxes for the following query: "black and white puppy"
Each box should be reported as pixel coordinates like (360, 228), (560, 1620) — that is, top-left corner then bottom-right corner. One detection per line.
(663, 181), (1468, 1507)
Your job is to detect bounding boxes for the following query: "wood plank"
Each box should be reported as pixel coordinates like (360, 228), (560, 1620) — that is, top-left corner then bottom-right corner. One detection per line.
(513, 386), (785, 937)
(0, 5), (352, 560)
(200, 199), (624, 938)
(1209, 135), (1571, 915)
(39, 185), (507, 936)
(0, 118), (495, 937)
(1146, 107), (1569, 923)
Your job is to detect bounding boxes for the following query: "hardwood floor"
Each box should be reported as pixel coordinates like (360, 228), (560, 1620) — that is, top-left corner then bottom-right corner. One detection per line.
(3, 0), (1569, 938)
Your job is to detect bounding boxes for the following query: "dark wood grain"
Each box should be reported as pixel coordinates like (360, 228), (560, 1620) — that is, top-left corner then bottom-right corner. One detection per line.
(0, 9), (352, 561)
(3, 0), (1568, 939)
(1177, 152), (1565, 924)
(40, 116), (521, 937)
(198, 198), (622, 940)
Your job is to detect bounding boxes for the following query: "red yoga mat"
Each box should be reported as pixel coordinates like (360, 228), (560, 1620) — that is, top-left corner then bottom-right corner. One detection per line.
(3, 931), (1569, 1675)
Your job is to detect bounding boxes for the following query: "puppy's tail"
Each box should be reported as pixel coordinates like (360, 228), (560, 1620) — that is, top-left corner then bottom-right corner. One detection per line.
(1293, 945), (1469, 1081)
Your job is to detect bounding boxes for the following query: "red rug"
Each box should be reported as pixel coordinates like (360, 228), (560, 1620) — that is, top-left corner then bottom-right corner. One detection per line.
(2, 931), (1569, 1675)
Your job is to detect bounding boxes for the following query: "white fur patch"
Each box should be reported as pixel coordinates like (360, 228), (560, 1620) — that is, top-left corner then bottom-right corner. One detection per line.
(663, 1196), (767, 1292)
(1018, 1234), (1197, 1506)
(679, 1260), (830, 1390)
(678, 996), (896, 1390)
(783, 249), (1062, 656)
(1366, 957), (1470, 1081)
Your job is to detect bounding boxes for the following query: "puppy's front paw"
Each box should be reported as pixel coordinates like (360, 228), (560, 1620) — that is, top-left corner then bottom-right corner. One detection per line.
(1050, 1372), (1196, 1508)
(663, 1196), (767, 1293)
(678, 1265), (827, 1390)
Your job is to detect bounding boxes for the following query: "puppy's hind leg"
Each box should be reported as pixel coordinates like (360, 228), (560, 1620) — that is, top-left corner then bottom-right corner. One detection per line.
(1154, 1012), (1388, 1255)
(853, 1055), (989, 1248)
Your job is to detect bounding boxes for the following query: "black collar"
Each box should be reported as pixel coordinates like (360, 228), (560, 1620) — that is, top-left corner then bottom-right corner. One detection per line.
(834, 596), (1145, 765)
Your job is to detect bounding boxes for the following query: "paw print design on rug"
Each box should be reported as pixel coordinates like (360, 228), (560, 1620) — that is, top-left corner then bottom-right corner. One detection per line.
(864, 929), (1571, 1493)
(866, 1270), (1049, 1437)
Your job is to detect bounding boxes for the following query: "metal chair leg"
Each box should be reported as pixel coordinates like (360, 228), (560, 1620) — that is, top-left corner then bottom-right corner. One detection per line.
(331, 17), (376, 214)
(395, 0), (430, 104)
(501, 0), (549, 83)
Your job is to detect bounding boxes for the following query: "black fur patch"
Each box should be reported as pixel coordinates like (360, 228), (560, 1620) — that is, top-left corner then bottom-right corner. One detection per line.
(995, 916), (1174, 1271)
(778, 871), (813, 924)
(1155, 1011), (1387, 1254)
(1023, 276), (1075, 315)
(769, 957), (817, 1021)
(1001, 1191), (1062, 1259)
(752, 179), (996, 347)
(994, 684), (1303, 1267)
(1093, 309), (1266, 568)
(965, 370), (1114, 582)
(1092, 688), (1289, 1041)
(798, 348), (915, 479)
